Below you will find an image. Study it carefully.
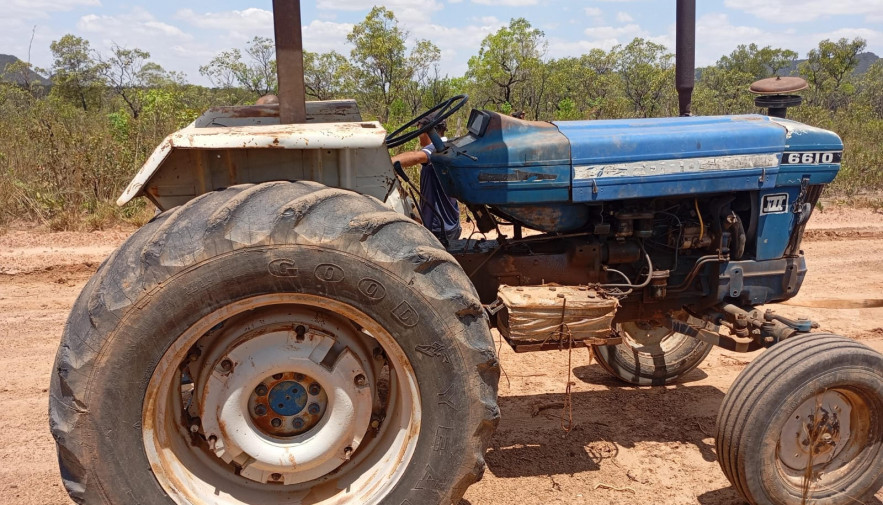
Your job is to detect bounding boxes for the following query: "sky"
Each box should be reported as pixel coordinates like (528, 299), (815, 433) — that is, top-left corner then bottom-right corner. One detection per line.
(2, 1), (882, 85)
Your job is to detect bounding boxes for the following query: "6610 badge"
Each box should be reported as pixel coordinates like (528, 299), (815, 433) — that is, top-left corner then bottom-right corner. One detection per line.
(781, 151), (842, 165)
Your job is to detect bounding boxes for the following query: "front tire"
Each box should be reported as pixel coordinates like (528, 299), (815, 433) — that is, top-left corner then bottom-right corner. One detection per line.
(716, 333), (883, 505)
(49, 182), (499, 505)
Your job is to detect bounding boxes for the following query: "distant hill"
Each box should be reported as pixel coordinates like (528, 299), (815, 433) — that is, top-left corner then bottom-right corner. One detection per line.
(783, 51), (879, 77)
(854, 52), (879, 74)
(695, 52), (879, 82)
(0, 54), (52, 86)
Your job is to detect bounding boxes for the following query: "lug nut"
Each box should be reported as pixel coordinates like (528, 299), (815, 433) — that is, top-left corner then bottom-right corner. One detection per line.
(295, 325), (306, 342)
(220, 359), (233, 372)
(344, 446), (353, 460)
(292, 418), (305, 430)
(273, 373), (284, 380)
(271, 418), (282, 428)
(354, 374), (367, 387)
(270, 473), (282, 482)
(294, 373), (305, 382)
(308, 403), (321, 415)
(308, 382), (321, 395)
(255, 384), (268, 396)
(254, 404), (267, 416)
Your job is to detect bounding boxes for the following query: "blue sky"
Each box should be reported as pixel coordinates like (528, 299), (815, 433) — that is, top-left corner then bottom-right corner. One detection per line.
(3, 1), (882, 85)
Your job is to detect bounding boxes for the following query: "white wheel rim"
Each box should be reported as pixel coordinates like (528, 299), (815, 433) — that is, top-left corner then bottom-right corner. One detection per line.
(143, 294), (421, 504)
(619, 321), (684, 354)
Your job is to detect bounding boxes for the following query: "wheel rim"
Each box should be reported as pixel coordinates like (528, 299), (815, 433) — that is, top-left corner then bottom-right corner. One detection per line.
(143, 294), (421, 504)
(775, 387), (878, 494)
(619, 321), (683, 354)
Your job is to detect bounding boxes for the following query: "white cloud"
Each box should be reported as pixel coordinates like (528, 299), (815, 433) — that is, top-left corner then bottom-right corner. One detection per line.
(471, 0), (539, 6)
(315, 0), (444, 23)
(616, 12), (634, 23)
(811, 27), (883, 52)
(318, 0), (442, 10)
(74, 8), (197, 80)
(175, 8), (273, 33)
(303, 20), (354, 54)
(78, 8), (192, 42)
(411, 19), (507, 75)
(472, 16), (501, 24)
(695, 13), (766, 64)
(585, 7), (602, 17)
(583, 23), (646, 42)
(694, 13), (883, 66)
(725, 0), (883, 23)
(546, 23), (656, 57)
(5, 0), (99, 19)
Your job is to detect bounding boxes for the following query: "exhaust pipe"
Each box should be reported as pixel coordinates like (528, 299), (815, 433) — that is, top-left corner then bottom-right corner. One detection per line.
(273, 0), (307, 124)
(676, 0), (696, 116)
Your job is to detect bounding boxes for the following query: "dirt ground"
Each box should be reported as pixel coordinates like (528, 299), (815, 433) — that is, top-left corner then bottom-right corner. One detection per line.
(0, 207), (881, 505)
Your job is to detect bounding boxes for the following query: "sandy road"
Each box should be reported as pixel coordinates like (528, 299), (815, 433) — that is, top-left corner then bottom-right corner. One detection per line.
(0, 208), (881, 505)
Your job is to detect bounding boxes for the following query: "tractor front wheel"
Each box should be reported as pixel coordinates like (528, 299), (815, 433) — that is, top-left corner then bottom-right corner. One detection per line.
(716, 333), (883, 505)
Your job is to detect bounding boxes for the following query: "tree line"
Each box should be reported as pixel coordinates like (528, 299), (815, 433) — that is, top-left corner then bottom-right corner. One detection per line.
(2, 7), (882, 229)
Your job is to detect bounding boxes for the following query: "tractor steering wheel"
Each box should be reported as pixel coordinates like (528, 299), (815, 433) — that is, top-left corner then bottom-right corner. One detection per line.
(384, 95), (469, 149)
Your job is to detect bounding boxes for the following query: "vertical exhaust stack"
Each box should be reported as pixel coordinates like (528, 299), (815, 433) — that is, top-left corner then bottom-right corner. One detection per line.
(676, 0), (696, 117)
(273, 0), (307, 124)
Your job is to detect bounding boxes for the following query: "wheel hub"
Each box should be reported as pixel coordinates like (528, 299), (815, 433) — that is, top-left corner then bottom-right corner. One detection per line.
(198, 326), (373, 485)
(778, 390), (853, 470)
(249, 373), (328, 437)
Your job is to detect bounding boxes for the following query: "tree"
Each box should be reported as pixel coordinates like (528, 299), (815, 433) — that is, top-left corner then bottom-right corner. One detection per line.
(347, 7), (414, 123)
(465, 18), (546, 111)
(199, 49), (242, 89)
(199, 37), (277, 97)
(405, 39), (445, 114)
(303, 50), (352, 101)
(100, 45), (171, 119)
(695, 44), (798, 115)
(49, 34), (104, 111)
(241, 36), (277, 96)
(544, 49), (622, 120)
(800, 37), (866, 111)
(616, 38), (675, 118)
(2, 60), (46, 95)
(858, 60), (883, 117)
(718, 43), (798, 80)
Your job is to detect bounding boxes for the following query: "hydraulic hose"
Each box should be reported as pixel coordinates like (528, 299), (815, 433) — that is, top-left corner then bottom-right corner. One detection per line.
(601, 251), (654, 289)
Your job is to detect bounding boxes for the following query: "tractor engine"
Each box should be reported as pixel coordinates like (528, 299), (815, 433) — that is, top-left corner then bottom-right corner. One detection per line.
(438, 110), (840, 351)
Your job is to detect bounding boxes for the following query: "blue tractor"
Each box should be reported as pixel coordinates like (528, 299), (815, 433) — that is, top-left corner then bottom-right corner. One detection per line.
(50, 2), (883, 505)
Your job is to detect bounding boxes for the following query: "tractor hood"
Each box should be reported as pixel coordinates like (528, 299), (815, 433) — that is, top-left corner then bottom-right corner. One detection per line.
(432, 111), (842, 206)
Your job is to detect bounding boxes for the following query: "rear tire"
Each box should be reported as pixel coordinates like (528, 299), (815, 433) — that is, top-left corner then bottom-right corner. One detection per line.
(716, 333), (883, 505)
(592, 321), (712, 386)
(49, 182), (500, 505)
